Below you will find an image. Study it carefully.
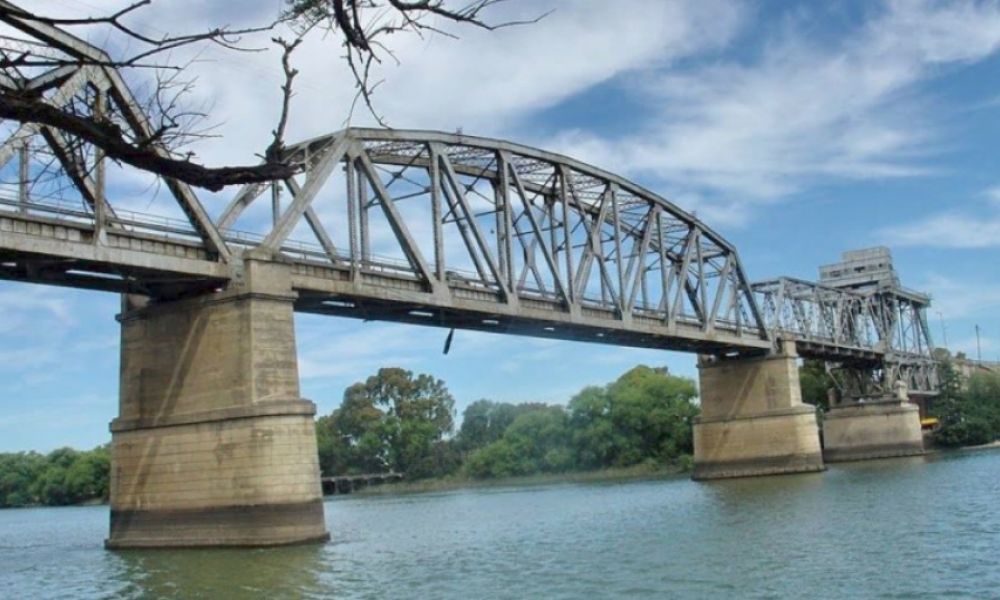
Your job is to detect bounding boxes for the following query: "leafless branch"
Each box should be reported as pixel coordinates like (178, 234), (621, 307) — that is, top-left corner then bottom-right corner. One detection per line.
(265, 37), (303, 162)
(283, 0), (549, 126)
(0, 0), (543, 192)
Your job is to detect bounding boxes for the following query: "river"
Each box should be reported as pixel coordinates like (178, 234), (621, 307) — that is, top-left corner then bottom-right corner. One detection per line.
(1, 449), (998, 599)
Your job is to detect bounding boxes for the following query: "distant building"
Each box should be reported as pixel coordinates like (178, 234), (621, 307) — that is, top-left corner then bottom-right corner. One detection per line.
(948, 352), (1000, 382)
(819, 246), (899, 289)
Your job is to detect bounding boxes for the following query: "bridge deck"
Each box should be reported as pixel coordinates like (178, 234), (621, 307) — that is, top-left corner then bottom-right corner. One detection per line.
(0, 197), (772, 353)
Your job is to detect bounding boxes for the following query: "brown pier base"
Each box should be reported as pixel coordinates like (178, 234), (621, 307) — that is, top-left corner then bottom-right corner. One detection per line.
(693, 341), (824, 480)
(822, 401), (924, 463)
(107, 260), (328, 548)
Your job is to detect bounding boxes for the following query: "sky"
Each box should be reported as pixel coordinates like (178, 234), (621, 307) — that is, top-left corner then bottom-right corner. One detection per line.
(2, 0), (1000, 452)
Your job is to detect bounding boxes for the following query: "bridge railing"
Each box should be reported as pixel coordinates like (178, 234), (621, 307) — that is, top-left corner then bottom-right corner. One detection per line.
(0, 194), (206, 244)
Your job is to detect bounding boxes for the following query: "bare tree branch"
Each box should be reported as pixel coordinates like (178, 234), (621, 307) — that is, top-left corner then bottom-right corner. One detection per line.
(0, 91), (295, 191)
(265, 37), (303, 163)
(283, 0), (549, 126)
(0, 0), (543, 192)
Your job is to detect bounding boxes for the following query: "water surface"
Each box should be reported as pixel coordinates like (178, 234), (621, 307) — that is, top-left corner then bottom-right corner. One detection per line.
(2, 450), (998, 599)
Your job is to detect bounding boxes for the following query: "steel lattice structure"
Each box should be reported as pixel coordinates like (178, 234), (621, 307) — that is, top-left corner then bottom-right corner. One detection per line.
(0, 7), (939, 390)
(752, 275), (938, 396)
(222, 128), (771, 353)
(753, 277), (883, 359)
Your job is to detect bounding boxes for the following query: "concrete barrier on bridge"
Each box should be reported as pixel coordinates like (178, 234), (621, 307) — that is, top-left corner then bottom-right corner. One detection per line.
(693, 341), (825, 480)
(106, 259), (329, 548)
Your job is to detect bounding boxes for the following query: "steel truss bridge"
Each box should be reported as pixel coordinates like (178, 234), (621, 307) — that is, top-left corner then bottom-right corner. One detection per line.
(0, 9), (937, 395)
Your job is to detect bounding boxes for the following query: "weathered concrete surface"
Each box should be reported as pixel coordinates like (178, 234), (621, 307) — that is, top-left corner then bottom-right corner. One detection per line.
(822, 401), (924, 463)
(107, 259), (328, 548)
(693, 342), (824, 480)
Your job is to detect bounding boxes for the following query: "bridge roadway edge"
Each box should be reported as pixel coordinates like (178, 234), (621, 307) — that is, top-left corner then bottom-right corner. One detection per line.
(105, 258), (329, 548)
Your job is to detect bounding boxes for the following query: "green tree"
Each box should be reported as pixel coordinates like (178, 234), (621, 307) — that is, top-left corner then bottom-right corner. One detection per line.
(799, 360), (835, 411)
(317, 368), (457, 479)
(0, 446), (110, 507)
(467, 366), (698, 479)
(965, 371), (1000, 438)
(932, 362), (1000, 447)
(568, 366), (698, 469)
(64, 445), (110, 502)
(466, 406), (572, 478)
(0, 452), (45, 507)
(457, 400), (547, 453)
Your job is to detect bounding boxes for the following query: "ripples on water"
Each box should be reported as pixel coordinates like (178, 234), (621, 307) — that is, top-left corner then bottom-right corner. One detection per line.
(1, 450), (998, 599)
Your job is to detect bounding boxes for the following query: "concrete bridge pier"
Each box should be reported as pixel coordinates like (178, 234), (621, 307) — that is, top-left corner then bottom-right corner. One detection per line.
(693, 341), (824, 480)
(106, 259), (329, 548)
(821, 384), (924, 462)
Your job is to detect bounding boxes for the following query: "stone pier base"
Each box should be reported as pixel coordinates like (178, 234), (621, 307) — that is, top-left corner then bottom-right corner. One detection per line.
(694, 407), (825, 479)
(693, 342), (824, 480)
(106, 260), (328, 548)
(822, 401), (924, 463)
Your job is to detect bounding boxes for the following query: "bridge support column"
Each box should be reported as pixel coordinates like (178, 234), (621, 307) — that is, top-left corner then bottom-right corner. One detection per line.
(822, 394), (924, 462)
(106, 260), (328, 548)
(693, 341), (824, 480)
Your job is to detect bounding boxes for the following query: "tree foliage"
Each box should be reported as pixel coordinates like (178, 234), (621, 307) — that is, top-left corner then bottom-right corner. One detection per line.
(315, 364), (700, 482)
(456, 399), (546, 453)
(0, 445), (109, 508)
(799, 359), (835, 412)
(933, 363), (1000, 447)
(317, 367), (458, 479)
(464, 366), (699, 479)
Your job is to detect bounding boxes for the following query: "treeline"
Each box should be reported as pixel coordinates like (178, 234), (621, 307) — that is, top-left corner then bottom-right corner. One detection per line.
(4, 361), (998, 508)
(1, 365), (697, 508)
(317, 365), (700, 480)
(932, 363), (1000, 447)
(0, 446), (109, 508)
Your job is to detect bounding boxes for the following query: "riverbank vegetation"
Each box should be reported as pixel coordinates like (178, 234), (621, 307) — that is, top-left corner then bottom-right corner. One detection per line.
(5, 359), (997, 508)
(317, 366), (700, 482)
(932, 362), (1000, 447)
(0, 446), (109, 508)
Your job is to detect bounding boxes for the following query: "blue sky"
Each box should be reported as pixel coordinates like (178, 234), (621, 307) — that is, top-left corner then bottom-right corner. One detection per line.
(2, 0), (1000, 451)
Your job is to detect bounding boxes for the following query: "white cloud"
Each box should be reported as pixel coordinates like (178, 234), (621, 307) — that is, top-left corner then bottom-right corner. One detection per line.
(373, 0), (744, 130)
(546, 0), (1000, 225)
(921, 273), (1000, 319)
(986, 186), (1000, 207)
(880, 188), (1000, 248)
(881, 210), (1000, 248)
(296, 318), (501, 381)
(0, 286), (75, 330)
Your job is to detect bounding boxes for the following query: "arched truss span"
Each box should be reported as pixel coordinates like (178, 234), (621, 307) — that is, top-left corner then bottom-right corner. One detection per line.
(222, 128), (772, 354)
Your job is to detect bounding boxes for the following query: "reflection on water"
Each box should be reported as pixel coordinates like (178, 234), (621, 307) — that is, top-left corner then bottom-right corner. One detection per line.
(110, 544), (327, 599)
(1, 449), (999, 599)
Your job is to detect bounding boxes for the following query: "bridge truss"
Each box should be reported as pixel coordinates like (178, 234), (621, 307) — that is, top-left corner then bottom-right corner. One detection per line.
(0, 6), (775, 354)
(753, 277), (938, 396)
(224, 128), (771, 353)
(0, 6), (939, 390)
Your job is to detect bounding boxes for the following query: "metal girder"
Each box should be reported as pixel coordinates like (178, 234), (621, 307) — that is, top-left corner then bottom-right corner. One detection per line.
(247, 128), (770, 351)
(752, 276), (939, 396)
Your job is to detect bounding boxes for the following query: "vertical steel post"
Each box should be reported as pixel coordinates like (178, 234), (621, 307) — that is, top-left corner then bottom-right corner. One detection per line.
(18, 140), (29, 213)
